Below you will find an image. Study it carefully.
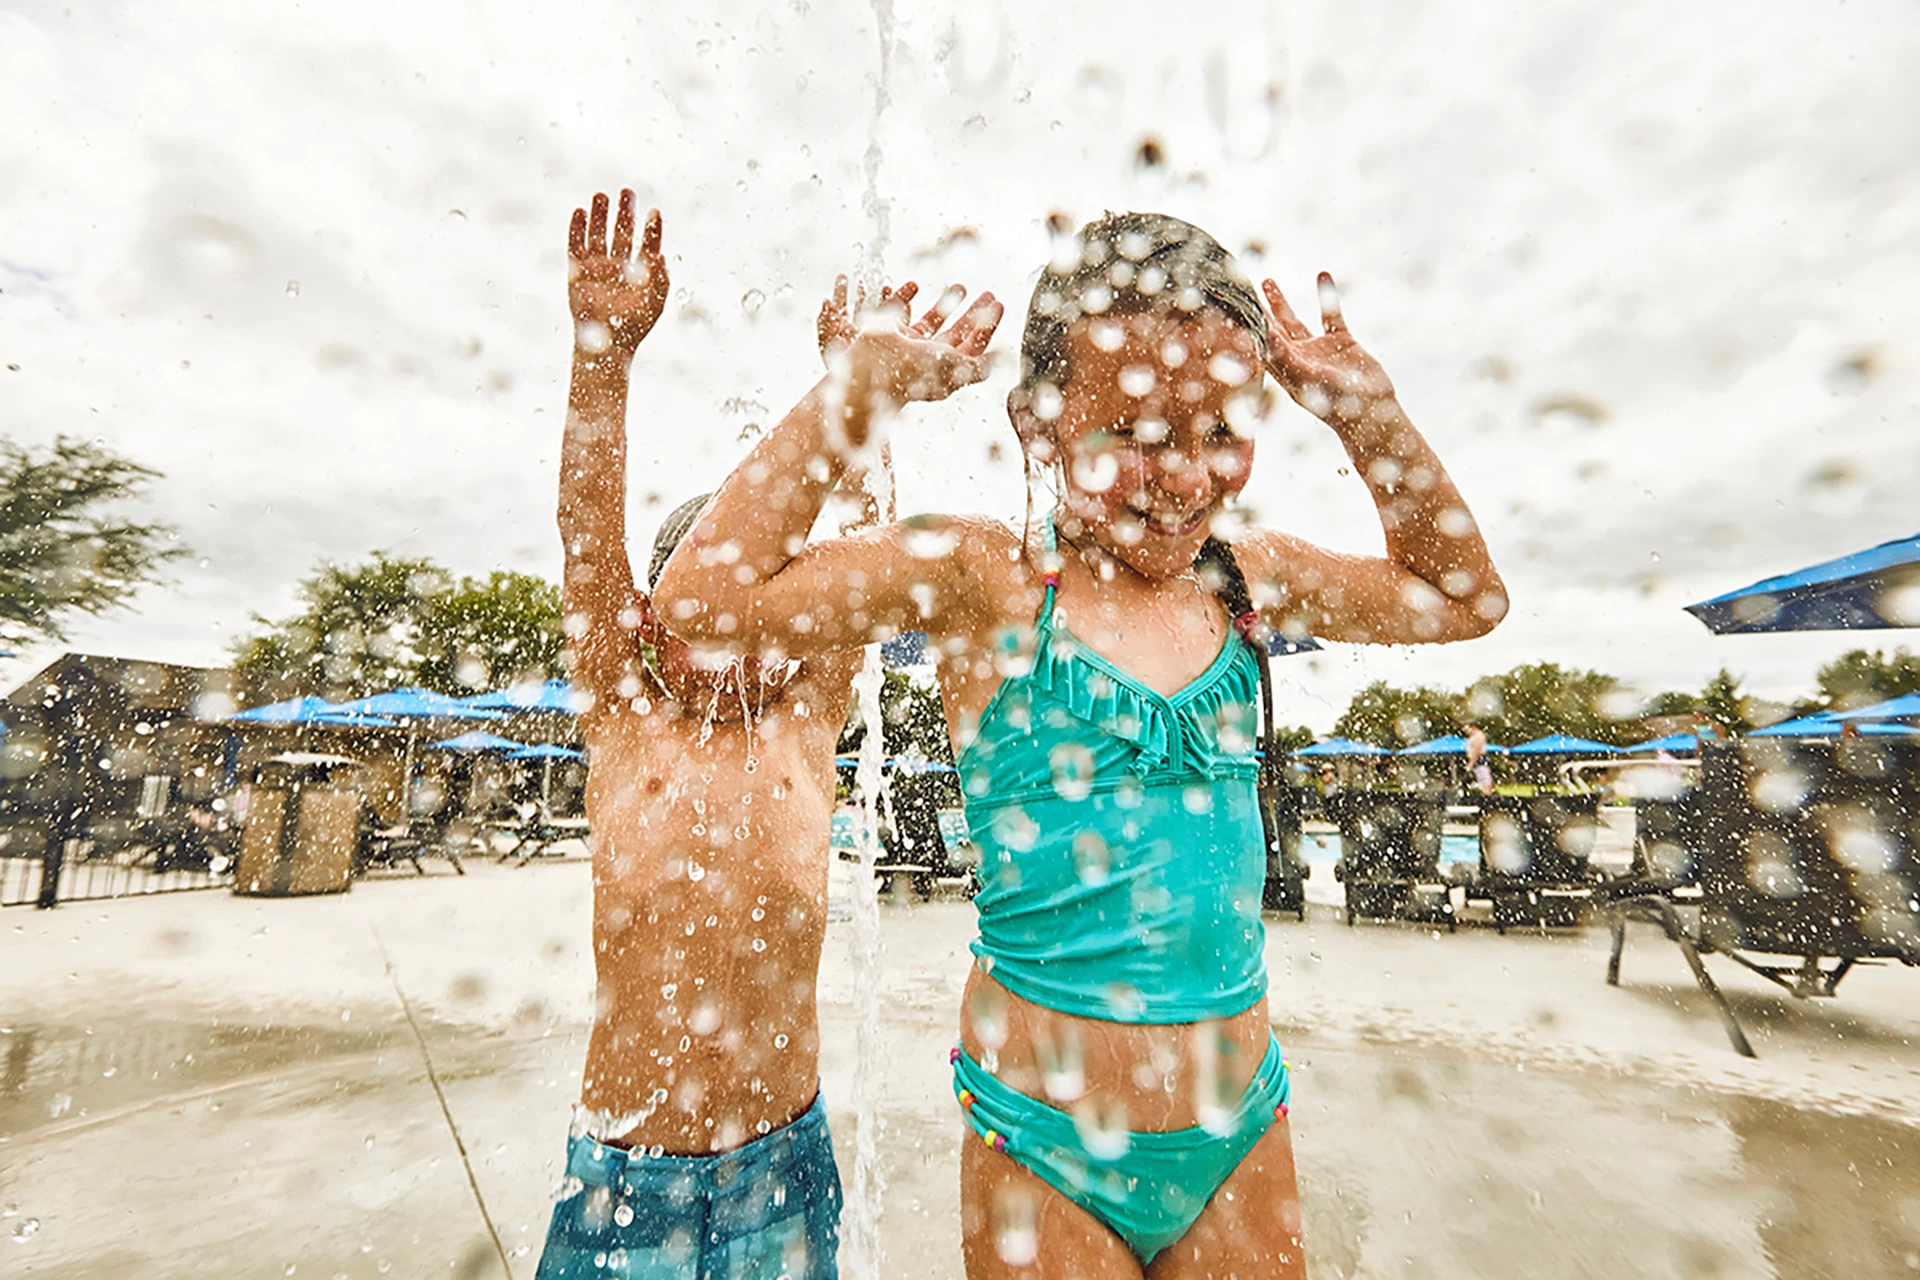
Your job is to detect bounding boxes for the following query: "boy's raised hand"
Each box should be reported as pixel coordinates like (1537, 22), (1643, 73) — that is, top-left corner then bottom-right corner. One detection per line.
(1261, 272), (1397, 423)
(568, 189), (668, 361)
(842, 283), (1003, 408)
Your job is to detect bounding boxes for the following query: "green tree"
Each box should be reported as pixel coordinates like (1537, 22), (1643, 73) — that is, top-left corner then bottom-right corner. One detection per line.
(233, 553), (562, 699)
(1333, 680), (1464, 747)
(840, 669), (954, 762)
(0, 435), (184, 643)
(1814, 647), (1920, 712)
(1464, 661), (1630, 745)
(420, 570), (565, 694)
(1697, 666), (1753, 734)
(1269, 723), (1317, 754)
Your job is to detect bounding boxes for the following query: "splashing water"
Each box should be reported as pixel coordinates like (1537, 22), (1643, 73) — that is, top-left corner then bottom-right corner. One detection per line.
(839, 5), (897, 1276)
(845, 645), (891, 1278)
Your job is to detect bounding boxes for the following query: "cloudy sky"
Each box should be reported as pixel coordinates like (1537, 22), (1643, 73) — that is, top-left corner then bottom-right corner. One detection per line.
(2, 0), (1915, 728)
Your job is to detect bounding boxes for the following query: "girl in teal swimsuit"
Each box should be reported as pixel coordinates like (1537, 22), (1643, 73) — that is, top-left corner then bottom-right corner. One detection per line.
(656, 214), (1504, 1277)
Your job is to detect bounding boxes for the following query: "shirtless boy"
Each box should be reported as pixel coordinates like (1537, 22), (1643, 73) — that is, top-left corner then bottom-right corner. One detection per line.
(534, 188), (863, 1280)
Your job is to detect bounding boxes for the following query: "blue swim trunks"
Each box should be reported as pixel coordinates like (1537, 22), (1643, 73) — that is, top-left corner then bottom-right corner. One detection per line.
(534, 1090), (842, 1279)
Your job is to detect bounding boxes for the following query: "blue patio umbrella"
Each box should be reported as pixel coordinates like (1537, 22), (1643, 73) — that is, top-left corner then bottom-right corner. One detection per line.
(505, 744), (585, 761)
(1398, 735), (1509, 756)
(1509, 734), (1617, 754)
(1622, 733), (1700, 754)
(465, 680), (582, 715)
(1293, 737), (1387, 757)
(332, 686), (505, 720)
(1832, 691), (1920, 722)
(1750, 715), (1917, 738)
(228, 697), (399, 728)
(429, 731), (528, 752)
(1685, 530), (1920, 634)
(331, 687), (503, 817)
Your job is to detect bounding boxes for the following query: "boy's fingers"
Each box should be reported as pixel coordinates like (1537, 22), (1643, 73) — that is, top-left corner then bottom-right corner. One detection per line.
(1317, 271), (1347, 334)
(641, 208), (663, 259)
(831, 275), (848, 315)
(588, 192), (610, 256)
(568, 208), (588, 261)
(611, 189), (636, 261)
(1263, 279), (1312, 343)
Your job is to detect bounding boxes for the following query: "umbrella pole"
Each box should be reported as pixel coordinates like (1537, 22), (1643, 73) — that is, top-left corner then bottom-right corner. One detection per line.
(541, 756), (552, 816)
(403, 731), (417, 821)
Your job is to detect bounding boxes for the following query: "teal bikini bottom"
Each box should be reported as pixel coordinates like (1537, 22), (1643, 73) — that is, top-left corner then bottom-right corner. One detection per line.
(951, 1034), (1290, 1263)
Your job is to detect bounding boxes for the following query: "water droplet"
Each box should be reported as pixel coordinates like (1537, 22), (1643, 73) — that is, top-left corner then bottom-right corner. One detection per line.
(774, 1033), (790, 1049)
(740, 288), (766, 317)
(1071, 1098), (1131, 1161)
(992, 1188), (1039, 1265)
(751, 938), (767, 953)
(1049, 743), (1096, 801)
(284, 280), (300, 298)
(1071, 831), (1110, 886)
(688, 862), (707, 882)
(1118, 364), (1157, 397)
(1070, 449), (1120, 493)
(905, 525), (959, 559)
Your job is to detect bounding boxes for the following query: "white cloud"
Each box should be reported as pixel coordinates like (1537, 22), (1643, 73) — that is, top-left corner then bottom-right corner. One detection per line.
(2, 0), (1915, 721)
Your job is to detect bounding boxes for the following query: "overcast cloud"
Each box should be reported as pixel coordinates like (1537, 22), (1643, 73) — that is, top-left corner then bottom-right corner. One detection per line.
(2, 0), (1916, 728)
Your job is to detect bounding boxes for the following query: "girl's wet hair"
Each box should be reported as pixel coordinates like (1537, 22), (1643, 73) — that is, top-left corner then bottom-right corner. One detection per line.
(1012, 211), (1269, 412)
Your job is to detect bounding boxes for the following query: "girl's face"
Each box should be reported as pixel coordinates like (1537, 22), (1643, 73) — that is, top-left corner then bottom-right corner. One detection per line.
(1047, 307), (1263, 580)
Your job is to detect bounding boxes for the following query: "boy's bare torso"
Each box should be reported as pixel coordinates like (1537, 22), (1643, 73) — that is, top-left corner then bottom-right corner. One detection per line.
(577, 659), (856, 1155)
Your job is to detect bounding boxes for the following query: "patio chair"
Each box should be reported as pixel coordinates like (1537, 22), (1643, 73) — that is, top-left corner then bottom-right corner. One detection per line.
(1604, 738), (1920, 1056)
(1329, 791), (1452, 929)
(1475, 791), (1600, 930)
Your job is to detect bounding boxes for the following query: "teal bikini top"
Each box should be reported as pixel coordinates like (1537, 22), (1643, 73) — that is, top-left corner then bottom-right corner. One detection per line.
(956, 522), (1269, 1024)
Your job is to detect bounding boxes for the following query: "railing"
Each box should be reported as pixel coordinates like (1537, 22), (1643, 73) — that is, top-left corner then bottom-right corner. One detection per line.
(0, 814), (232, 908)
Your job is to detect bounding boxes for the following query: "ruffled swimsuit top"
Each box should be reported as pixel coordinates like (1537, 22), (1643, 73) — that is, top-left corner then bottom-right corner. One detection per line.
(955, 524), (1269, 1024)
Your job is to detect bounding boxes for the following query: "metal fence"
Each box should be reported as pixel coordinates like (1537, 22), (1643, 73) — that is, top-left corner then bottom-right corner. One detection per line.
(0, 817), (231, 909)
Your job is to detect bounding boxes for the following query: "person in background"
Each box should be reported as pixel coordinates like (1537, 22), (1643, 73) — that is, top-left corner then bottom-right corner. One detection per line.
(1465, 722), (1493, 795)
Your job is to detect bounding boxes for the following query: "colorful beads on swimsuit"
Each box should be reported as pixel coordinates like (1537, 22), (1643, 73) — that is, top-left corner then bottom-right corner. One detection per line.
(957, 1089), (975, 1109)
(981, 1128), (1008, 1153)
(949, 1046), (962, 1065)
(1043, 573), (1060, 588)
(1274, 1102), (1290, 1120)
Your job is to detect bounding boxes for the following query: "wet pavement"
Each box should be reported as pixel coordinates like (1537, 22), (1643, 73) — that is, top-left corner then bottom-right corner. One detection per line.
(4, 862), (1920, 1278)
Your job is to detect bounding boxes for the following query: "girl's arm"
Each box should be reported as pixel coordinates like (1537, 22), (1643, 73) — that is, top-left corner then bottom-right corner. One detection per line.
(652, 288), (1006, 656)
(556, 190), (669, 718)
(1241, 274), (1506, 645)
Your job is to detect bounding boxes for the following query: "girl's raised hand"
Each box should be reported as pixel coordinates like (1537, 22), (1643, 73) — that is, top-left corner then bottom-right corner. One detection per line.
(816, 275), (925, 364)
(567, 189), (668, 360)
(843, 284), (1003, 407)
(1261, 273), (1396, 423)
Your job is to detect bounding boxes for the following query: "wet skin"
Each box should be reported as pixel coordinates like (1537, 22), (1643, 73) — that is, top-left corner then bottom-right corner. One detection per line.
(576, 653), (854, 1152)
(660, 258), (1501, 1273)
(559, 188), (860, 1152)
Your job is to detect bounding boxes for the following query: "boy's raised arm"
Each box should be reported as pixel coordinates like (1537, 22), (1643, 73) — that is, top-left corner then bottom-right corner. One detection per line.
(558, 189), (669, 713)
(652, 285), (1003, 656)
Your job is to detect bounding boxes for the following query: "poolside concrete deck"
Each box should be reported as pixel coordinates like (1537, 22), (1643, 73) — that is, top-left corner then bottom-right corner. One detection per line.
(5, 859), (1920, 1278)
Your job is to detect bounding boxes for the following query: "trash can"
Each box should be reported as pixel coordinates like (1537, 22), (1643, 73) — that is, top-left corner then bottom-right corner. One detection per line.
(234, 783), (359, 897)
